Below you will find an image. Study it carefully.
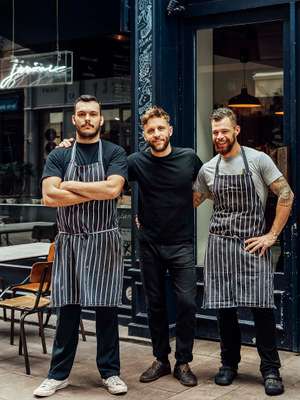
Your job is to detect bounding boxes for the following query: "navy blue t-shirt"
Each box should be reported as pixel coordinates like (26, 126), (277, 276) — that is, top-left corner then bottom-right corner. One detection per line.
(42, 140), (128, 181)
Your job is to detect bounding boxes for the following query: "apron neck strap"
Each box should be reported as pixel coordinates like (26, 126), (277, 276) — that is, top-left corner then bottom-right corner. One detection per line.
(70, 141), (77, 162)
(216, 146), (250, 175)
(240, 146), (250, 173)
(98, 139), (103, 162)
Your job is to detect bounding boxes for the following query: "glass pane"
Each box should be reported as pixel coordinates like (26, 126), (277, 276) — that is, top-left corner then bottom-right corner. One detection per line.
(40, 111), (63, 160)
(196, 21), (285, 272)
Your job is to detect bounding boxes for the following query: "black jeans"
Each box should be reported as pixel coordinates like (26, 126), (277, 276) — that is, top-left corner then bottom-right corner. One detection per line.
(48, 304), (120, 380)
(140, 240), (197, 365)
(217, 308), (281, 375)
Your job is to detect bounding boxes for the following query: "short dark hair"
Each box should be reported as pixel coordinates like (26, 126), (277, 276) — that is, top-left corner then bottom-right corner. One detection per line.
(74, 94), (101, 113)
(210, 107), (237, 126)
(141, 106), (170, 127)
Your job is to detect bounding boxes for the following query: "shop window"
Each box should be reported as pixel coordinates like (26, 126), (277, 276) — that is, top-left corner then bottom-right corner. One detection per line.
(39, 111), (63, 161)
(0, 94), (25, 198)
(196, 21), (285, 272)
(102, 106), (131, 155)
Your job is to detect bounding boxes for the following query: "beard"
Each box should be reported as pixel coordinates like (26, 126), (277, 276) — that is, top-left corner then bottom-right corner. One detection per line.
(75, 121), (101, 139)
(214, 136), (236, 155)
(147, 136), (170, 152)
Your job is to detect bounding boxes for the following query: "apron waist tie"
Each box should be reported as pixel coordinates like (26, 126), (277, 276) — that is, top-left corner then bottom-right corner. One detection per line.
(209, 232), (263, 240)
(58, 227), (118, 235)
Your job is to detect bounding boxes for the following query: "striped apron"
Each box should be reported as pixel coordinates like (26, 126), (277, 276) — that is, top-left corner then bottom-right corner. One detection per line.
(51, 140), (124, 308)
(203, 146), (274, 309)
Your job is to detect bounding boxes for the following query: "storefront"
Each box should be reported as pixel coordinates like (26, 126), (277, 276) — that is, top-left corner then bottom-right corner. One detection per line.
(0, 0), (299, 351)
(130, 0), (300, 351)
(0, 0), (132, 321)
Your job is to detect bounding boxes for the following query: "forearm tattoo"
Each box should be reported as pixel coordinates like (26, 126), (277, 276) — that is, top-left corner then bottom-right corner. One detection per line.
(270, 176), (294, 207)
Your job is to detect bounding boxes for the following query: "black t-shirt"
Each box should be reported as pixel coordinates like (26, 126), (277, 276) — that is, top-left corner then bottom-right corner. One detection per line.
(128, 147), (202, 244)
(42, 140), (128, 181)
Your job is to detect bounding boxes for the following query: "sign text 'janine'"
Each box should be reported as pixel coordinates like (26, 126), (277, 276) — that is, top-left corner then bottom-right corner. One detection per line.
(0, 51), (73, 89)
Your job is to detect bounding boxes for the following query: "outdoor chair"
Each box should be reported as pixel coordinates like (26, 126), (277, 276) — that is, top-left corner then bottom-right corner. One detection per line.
(0, 243), (86, 374)
(0, 261), (52, 374)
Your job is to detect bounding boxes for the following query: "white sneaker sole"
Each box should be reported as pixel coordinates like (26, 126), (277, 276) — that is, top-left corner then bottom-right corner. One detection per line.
(102, 380), (127, 395)
(105, 386), (128, 395)
(33, 380), (69, 397)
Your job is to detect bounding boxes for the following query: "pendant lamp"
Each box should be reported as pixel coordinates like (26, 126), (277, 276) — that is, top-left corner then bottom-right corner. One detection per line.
(228, 55), (261, 109)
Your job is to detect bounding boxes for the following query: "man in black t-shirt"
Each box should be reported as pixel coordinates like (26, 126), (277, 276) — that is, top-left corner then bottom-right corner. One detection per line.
(128, 106), (202, 387)
(34, 95), (128, 397)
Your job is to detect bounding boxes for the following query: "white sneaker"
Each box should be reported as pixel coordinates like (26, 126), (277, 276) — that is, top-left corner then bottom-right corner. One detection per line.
(102, 375), (128, 395)
(33, 378), (69, 397)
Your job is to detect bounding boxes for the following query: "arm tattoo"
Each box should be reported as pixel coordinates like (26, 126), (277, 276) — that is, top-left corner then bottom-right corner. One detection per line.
(270, 176), (294, 207)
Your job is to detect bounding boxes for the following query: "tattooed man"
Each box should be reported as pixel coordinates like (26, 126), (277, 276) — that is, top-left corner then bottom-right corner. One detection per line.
(193, 107), (294, 397)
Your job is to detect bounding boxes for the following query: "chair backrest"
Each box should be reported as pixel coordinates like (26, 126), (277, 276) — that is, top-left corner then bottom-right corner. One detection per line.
(47, 242), (55, 262)
(29, 261), (52, 293)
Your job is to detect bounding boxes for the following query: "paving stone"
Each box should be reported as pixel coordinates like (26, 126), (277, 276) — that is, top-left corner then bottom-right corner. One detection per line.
(0, 316), (300, 400)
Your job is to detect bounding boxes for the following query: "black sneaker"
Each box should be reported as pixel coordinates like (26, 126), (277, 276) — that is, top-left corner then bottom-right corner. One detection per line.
(263, 371), (284, 396)
(214, 366), (237, 386)
(173, 363), (198, 387)
(139, 360), (171, 383)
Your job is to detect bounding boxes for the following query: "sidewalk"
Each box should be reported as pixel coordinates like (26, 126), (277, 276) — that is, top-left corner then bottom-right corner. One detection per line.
(0, 316), (300, 400)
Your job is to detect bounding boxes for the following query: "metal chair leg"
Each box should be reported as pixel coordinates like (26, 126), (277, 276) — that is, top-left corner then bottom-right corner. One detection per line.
(79, 319), (87, 342)
(10, 309), (15, 345)
(43, 308), (52, 328)
(18, 311), (24, 355)
(20, 312), (30, 375)
(3, 308), (7, 321)
(38, 311), (47, 354)
(0, 277), (7, 321)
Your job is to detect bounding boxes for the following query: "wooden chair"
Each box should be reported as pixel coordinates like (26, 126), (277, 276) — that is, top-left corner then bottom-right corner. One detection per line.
(0, 242), (56, 342)
(0, 261), (52, 374)
(0, 242), (86, 374)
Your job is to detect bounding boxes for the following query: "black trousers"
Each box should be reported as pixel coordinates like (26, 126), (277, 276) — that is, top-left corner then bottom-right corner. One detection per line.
(140, 241), (197, 365)
(217, 308), (281, 375)
(48, 305), (120, 380)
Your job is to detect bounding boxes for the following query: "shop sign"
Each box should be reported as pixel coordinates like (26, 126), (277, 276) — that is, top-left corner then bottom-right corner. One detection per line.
(0, 51), (73, 89)
(0, 97), (19, 112)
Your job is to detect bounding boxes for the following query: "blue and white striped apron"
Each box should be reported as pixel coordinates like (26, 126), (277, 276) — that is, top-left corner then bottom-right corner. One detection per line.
(51, 140), (124, 307)
(203, 146), (274, 309)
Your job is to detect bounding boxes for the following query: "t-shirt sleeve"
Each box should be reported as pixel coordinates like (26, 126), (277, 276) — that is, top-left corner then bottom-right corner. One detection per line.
(193, 165), (210, 194)
(41, 149), (65, 181)
(106, 146), (128, 181)
(259, 152), (283, 186)
(127, 154), (137, 182)
(193, 153), (203, 181)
